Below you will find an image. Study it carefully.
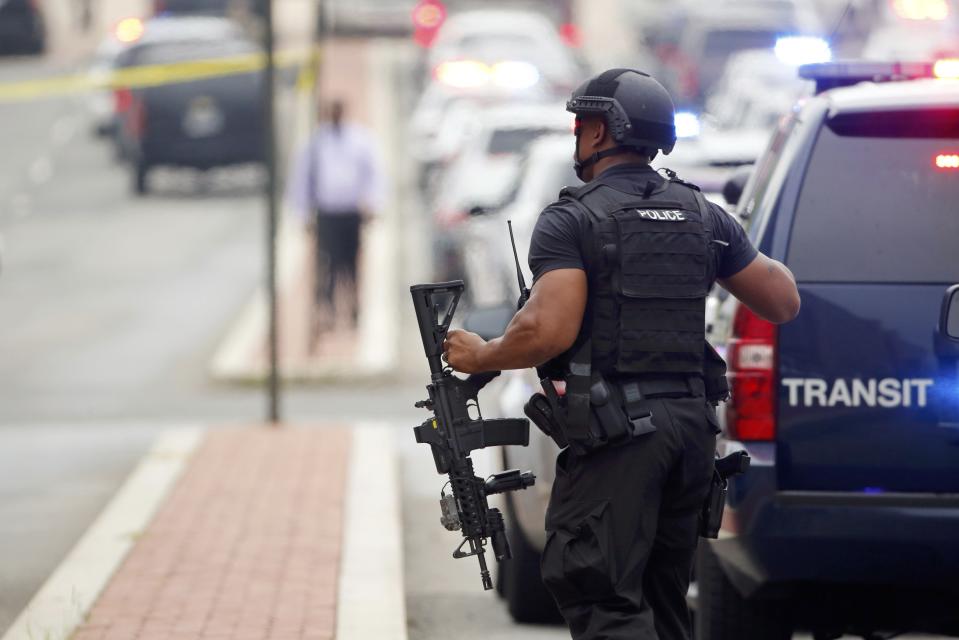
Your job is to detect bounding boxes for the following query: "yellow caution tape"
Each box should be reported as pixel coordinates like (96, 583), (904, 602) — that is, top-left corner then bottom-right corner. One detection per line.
(0, 47), (316, 103)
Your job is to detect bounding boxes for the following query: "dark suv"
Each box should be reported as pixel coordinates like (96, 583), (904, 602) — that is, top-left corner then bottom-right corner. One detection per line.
(701, 61), (959, 639)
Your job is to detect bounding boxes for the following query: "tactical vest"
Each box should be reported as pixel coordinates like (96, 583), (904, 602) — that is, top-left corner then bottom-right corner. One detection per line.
(558, 175), (716, 378)
(527, 173), (730, 455)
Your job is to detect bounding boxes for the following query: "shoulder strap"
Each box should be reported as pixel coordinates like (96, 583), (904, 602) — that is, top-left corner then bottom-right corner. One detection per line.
(565, 338), (592, 441)
(691, 188), (712, 236)
(553, 186), (597, 439)
(559, 179), (603, 203)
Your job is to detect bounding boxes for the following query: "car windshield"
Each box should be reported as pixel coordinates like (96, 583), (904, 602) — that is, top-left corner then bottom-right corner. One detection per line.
(787, 109), (959, 283)
(487, 128), (557, 155)
(458, 33), (537, 51)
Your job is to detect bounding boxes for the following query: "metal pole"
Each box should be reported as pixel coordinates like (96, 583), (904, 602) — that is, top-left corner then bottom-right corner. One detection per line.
(263, 0), (281, 424)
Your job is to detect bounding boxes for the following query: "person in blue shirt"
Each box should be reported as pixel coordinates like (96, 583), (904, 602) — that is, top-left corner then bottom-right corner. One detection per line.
(288, 100), (382, 334)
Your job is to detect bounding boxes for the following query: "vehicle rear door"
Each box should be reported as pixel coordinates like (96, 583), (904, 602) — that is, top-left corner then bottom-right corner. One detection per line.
(778, 106), (959, 492)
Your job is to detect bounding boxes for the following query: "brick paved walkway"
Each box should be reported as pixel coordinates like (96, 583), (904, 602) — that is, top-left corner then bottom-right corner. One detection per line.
(71, 427), (351, 640)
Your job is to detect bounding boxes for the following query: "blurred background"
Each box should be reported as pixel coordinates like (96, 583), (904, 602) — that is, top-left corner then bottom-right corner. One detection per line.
(0, 0), (958, 638)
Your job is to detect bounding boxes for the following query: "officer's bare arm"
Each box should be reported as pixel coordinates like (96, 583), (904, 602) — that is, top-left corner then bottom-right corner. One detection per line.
(447, 268), (587, 373)
(719, 253), (800, 324)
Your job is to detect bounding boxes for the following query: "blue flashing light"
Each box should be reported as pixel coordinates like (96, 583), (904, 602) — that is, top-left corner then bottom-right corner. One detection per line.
(775, 36), (832, 66)
(862, 487), (885, 494)
(798, 61), (940, 94)
(674, 111), (701, 138)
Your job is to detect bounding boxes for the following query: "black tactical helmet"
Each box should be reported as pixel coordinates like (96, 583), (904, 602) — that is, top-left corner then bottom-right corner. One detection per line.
(566, 68), (677, 157)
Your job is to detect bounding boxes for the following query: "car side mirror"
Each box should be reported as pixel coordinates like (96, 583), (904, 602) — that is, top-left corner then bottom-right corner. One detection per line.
(463, 304), (515, 341)
(722, 166), (752, 208)
(942, 285), (959, 340)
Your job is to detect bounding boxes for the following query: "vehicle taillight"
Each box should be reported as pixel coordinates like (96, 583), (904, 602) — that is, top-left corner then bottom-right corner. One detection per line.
(934, 153), (959, 169)
(114, 87), (133, 113)
(726, 303), (777, 441)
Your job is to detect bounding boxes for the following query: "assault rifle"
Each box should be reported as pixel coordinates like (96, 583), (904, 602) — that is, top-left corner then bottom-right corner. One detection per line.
(410, 281), (535, 590)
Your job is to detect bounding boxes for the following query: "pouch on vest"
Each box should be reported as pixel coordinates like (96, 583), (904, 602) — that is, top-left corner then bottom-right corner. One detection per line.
(610, 201), (709, 375)
(703, 341), (730, 405)
(525, 385), (569, 449)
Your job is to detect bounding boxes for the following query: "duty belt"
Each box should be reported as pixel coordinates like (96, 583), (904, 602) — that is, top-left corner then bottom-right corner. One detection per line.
(619, 375), (706, 398)
(619, 375), (703, 438)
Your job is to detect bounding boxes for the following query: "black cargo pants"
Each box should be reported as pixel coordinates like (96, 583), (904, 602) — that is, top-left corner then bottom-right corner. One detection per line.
(541, 395), (718, 640)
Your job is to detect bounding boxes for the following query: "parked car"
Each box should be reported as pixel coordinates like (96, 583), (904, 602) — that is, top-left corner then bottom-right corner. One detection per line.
(112, 17), (264, 194)
(696, 59), (959, 640)
(460, 134), (578, 309)
(0, 0), (46, 54)
(429, 103), (571, 284)
(657, 47), (815, 200)
(658, 3), (822, 109)
(480, 59), (959, 638)
(427, 8), (580, 95)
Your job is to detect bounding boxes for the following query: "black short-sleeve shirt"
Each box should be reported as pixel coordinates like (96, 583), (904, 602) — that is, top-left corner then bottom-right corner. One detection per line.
(529, 163), (758, 282)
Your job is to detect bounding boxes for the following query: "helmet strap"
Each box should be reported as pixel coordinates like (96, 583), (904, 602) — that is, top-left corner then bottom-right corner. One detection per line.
(573, 142), (641, 181)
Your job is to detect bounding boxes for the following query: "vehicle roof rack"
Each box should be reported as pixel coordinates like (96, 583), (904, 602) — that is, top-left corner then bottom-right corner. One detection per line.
(799, 61), (938, 94)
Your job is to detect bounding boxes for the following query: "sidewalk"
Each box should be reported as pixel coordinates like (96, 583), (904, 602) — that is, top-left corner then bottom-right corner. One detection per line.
(2, 425), (406, 640)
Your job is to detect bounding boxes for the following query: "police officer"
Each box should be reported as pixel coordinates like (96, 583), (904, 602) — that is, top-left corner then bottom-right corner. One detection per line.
(444, 69), (800, 639)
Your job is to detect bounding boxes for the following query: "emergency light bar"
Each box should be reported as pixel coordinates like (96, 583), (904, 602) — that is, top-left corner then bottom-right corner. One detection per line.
(799, 60), (956, 94)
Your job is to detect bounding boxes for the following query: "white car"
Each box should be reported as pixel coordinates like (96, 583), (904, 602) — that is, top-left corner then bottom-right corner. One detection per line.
(431, 103), (573, 227)
(429, 103), (572, 284)
(456, 140), (573, 618)
(428, 8), (580, 94)
(658, 48), (814, 200)
(460, 134), (579, 309)
(664, 3), (823, 107)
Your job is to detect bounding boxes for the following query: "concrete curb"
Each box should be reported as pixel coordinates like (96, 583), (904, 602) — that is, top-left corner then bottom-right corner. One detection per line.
(337, 424), (407, 640)
(0, 428), (203, 640)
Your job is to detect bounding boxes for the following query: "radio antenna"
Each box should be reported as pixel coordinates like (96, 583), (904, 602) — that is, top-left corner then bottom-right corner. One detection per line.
(507, 220), (529, 304)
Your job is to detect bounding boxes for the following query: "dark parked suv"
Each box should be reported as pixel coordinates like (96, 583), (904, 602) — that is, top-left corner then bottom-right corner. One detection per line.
(113, 17), (264, 195)
(0, 0), (45, 54)
(700, 61), (959, 639)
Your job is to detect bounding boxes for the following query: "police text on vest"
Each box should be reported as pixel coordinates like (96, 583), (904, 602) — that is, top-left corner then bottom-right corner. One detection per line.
(636, 209), (686, 222)
(781, 378), (935, 408)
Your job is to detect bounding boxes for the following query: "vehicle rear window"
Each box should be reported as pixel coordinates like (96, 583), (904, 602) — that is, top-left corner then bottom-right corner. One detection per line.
(128, 39), (255, 66)
(156, 0), (232, 13)
(787, 109), (959, 283)
(488, 128), (556, 155)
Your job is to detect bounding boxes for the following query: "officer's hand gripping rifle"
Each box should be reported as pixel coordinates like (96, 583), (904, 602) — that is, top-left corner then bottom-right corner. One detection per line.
(410, 280), (535, 590)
